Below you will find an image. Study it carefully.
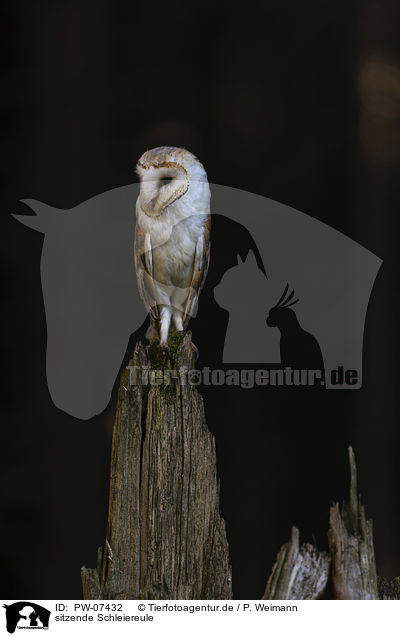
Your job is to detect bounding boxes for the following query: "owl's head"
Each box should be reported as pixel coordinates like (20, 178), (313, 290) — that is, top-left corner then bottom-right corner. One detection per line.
(136, 146), (210, 217)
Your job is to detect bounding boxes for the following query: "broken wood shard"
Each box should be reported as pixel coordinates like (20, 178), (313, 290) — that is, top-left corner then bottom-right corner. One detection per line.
(378, 576), (400, 600)
(262, 447), (381, 601)
(328, 446), (379, 600)
(263, 526), (330, 600)
(81, 333), (232, 600)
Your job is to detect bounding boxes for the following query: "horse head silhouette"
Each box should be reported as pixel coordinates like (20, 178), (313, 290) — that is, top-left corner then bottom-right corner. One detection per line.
(13, 188), (144, 419)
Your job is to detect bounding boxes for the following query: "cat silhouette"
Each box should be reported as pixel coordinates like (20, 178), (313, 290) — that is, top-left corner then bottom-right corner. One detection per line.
(214, 250), (280, 363)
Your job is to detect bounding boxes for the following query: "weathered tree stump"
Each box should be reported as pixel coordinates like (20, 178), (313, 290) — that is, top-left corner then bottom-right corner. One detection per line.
(82, 341), (385, 602)
(81, 332), (232, 600)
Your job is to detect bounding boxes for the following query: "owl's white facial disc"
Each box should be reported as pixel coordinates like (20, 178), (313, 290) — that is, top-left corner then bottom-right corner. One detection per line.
(138, 164), (190, 217)
(136, 146), (208, 218)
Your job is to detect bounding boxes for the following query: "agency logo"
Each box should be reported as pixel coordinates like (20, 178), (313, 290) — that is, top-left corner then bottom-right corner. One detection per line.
(13, 183), (381, 417)
(2, 603), (50, 633)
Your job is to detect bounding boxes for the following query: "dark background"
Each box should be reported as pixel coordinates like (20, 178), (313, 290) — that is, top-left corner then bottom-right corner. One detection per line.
(1, 0), (400, 599)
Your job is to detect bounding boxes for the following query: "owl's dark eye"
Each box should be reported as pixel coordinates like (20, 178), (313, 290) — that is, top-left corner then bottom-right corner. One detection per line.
(160, 177), (172, 185)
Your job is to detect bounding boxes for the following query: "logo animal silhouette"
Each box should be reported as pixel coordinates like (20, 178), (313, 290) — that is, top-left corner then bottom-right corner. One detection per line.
(2, 602), (50, 633)
(266, 284), (325, 374)
(214, 250), (280, 363)
(13, 182), (382, 412)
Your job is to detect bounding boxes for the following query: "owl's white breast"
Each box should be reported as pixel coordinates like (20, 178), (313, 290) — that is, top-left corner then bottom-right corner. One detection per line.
(137, 182), (209, 287)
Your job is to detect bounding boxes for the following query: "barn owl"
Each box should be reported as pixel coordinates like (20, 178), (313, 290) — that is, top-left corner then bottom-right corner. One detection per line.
(134, 146), (211, 356)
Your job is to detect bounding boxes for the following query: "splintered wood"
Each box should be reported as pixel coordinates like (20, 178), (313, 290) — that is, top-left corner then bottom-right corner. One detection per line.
(263, 527), (330, 600)
(263, 447), (379, 600)
(328, 447), (378, 599)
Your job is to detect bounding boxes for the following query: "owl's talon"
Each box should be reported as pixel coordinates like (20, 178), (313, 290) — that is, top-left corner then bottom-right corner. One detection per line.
(161, 345), (171, 360)
(190, 342), (199, 360)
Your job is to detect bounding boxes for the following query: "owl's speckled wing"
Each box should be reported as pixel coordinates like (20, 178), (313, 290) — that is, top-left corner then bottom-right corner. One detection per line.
(183, 214), (211, 328)
(134, 221), (159, 322)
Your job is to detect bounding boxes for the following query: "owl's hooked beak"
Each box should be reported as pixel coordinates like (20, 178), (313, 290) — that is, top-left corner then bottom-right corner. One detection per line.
(141, 192), (163, 217)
